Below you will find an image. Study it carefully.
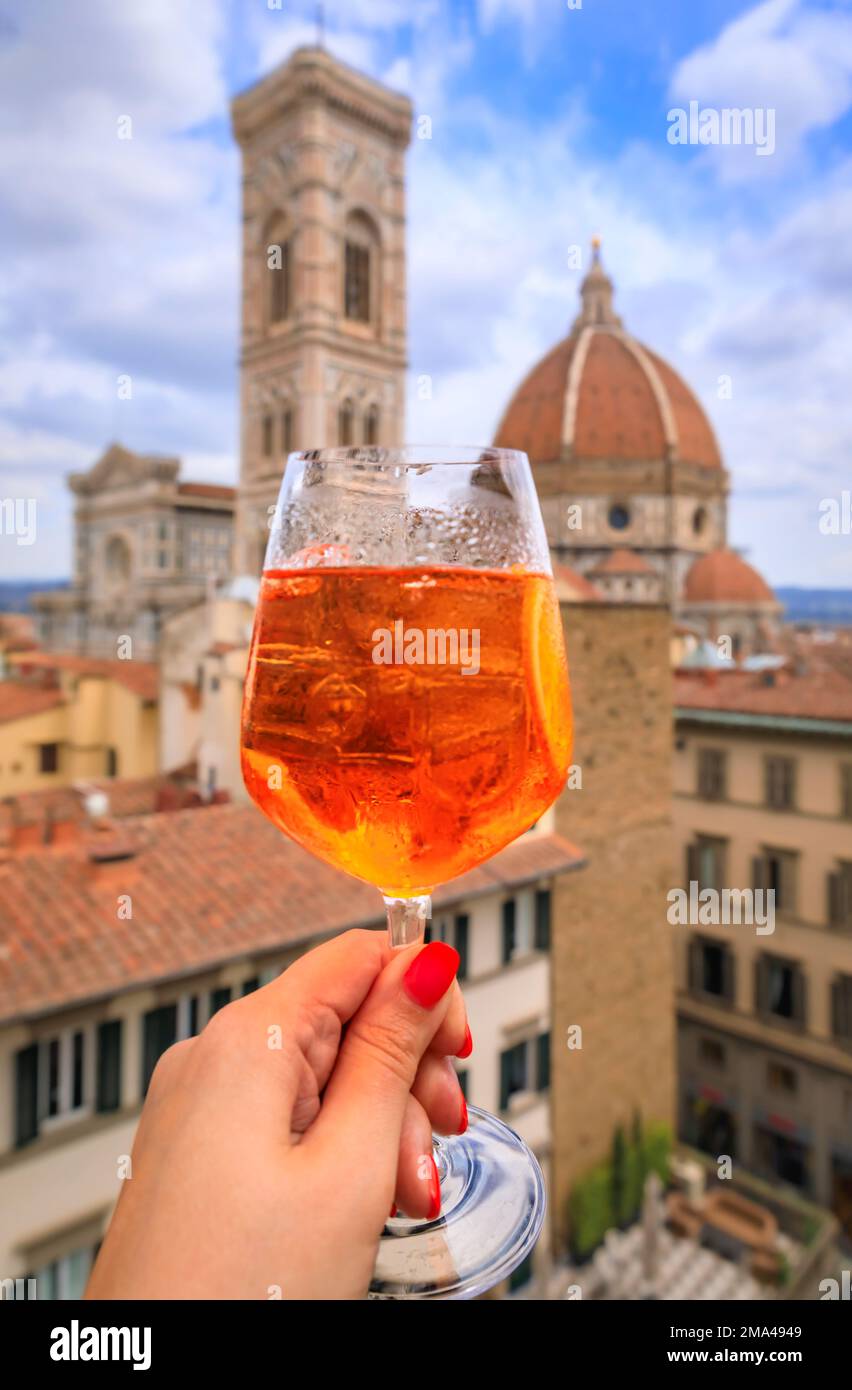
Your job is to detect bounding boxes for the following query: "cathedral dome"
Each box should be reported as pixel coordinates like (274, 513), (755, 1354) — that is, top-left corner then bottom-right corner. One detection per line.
(493, 242), (722, 471)
(684, 548), (777, 605)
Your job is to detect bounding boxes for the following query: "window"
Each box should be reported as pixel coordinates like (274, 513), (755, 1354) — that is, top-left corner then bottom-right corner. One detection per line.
(158, 550), (167, 568)
(608, 503), (630, 530)
(14, 1044), (39, 1147)
(688, 938), (735, 1002)
(765, 755), (796, 811)
(142, 1005), (177, 1095)
(841, 766), (852, 821)
(699, 1036), (726, 1067)
(499, 1041), (527, 1111)
(338, 398), (354, 446)
(692, 506), (707, 536)
(364, 403), (380, 445)
(767, 1061), (797, 1094)
(262, 414), (274, 457)
(344, 241), (371, 321)
(828, 864), (852, 930)
(756, 954), (806, 1026)
(499, 1032), (550, 1111)
(501, 899), (516, 965)
(105, 747), (118, 778)
(268, 234), (291, 323)
(697, 748), (727, 801)
(96, 1020), (122, 1113)
(25, 1246), (97, 1301)
(832, 974), (852, 1044)
(686, 836), (727, 891)
(158, 521), (167, 541)
(753, 848), (797, 916)
(754, 1127), (809, 1191)
(242, 977), (260, 995)
(534, 889), (551, 951)
(15, 1030), (90, 1144)
(38, 743), (59, 775)
(281, 407), (294, 456)
(536, 1031), (550, 1091)
(209, 986), (231, 1017)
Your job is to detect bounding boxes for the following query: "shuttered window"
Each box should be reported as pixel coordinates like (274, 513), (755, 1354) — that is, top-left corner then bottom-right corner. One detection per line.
(96, 1020), (122, 1114)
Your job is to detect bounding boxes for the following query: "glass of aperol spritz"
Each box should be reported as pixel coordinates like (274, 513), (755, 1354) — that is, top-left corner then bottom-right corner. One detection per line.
(240, 446), (572, 1298)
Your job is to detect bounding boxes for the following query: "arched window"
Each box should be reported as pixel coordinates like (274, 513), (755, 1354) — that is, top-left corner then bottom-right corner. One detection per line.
(266, 218), (291, 325)
(343, 210), (379, 324)
(339, 399), (355, 446)
(364, 403), (380, 445)
(281, 407), (295, 456)
(262, 415), (274, 457)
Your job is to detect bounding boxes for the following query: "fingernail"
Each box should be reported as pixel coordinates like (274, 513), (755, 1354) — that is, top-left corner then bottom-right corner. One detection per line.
(458, 1092), (468, 1135)
(427, 1155), (441, 1220)
(389, 1204), (397, 1218)
(457, 1023), (473, 1059)
(403, 941), (459, 1009)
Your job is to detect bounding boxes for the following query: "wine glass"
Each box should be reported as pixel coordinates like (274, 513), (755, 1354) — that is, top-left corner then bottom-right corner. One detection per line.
(240, 446), (573, 1299)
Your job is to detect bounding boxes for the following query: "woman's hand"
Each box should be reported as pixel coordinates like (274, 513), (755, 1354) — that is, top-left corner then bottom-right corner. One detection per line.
(86, 930), (471, 1300)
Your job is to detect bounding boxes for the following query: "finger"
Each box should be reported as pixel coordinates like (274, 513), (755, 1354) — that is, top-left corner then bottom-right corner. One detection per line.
(411, 1052), (467, 1138)
(393, 1094), (440, 1220)
(306, 941), (460, 1183)
(261, 927), (386, 1031)
(426, 980), (471, 1060)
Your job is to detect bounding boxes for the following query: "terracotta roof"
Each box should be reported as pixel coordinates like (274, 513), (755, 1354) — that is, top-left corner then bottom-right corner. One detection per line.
(0, 771), (203, 837)
(588, 548), (655, 577)
(683, 549), (778, 605)
(493, 332), (722, 471)
(552, 563), (603, 602)
(0, 683), (64, 724)
(177, 483), (236, 503)
(0, 805), (584, 1024)
(674, 666), (852, 723)
(9, 652), (159, 701)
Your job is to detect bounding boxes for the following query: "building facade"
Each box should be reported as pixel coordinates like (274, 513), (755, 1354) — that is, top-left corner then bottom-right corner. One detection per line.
(0, 803), (581, 1297)
(31, 445), (235, 662)
(231, 46), (411, 574)
(0, 652), (158, 796)
(673, 661), (852, 1243)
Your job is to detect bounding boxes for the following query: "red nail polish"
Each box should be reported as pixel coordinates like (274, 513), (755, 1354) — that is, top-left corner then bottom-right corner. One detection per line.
(458, 1093), (468, 1135)
(457, 1023), (473, 1059)
(390, 1204), (397, 1218)
(427, 1155), (441, 1220)
(403, 942), (459, 1009)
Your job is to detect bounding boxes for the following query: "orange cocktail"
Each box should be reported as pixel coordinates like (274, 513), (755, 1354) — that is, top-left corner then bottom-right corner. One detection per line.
(241, 565), (572, 896)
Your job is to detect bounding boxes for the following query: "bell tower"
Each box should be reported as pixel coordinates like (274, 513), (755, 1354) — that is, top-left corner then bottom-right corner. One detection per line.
(231, 46), (412, 573)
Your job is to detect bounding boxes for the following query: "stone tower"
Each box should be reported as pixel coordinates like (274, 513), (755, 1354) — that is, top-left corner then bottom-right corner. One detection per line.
(231, 46), (412, 573)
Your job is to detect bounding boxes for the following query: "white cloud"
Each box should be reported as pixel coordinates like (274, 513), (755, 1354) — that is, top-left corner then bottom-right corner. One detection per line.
(669, 0), (852, 177)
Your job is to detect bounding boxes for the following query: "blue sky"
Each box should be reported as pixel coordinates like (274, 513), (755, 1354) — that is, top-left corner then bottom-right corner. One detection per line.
(1, 0), (851, 586)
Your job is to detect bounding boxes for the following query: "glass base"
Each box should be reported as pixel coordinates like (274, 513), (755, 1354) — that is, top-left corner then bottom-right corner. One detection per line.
(369, 1104), (545, 1300)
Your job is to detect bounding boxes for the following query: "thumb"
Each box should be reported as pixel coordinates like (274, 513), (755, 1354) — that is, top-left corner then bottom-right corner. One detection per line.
(305, 941), (459, 1181)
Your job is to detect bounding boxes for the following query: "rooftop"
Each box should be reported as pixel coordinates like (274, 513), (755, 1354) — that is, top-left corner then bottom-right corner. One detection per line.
(675, 660), (852, 726)
(0, 802), (584, 1025)
(8, 651), (159, 702)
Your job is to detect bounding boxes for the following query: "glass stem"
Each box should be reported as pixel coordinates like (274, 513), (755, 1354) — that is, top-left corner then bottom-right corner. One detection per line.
(383, 894), (431, 949)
